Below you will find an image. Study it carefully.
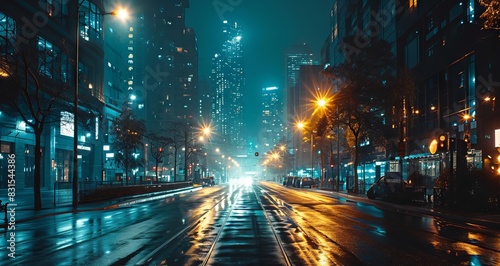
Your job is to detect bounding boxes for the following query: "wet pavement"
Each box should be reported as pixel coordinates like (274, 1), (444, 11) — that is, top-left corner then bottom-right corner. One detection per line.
(316, 188), (500, 229)
(204, 186), (289, 265)
(0, 186), (200, 225)
(1, 183), (500, 266)
(2, 184), (500, 230)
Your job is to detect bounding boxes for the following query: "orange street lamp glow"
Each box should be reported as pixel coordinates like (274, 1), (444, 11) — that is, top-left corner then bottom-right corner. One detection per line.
(312, 96), (332, 116)
(110, 8), (129, 20)
(296, 121), (305, 130)
(318, 98), (326, 107)
(198, 121), (214, 138)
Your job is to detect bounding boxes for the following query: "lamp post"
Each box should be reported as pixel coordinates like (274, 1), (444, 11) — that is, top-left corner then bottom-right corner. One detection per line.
(337, 115), (340, 192)
(310, 131), (314, 179)
(72, 6), (80, 208)
(279, 145), (287, 176)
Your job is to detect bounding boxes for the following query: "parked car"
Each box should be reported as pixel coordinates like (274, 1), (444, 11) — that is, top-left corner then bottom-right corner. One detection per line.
(366, 172), (407, 201)
(292, 176), (302, 187)
(283, 176), (294, 186)
(299, 178), (317, 188)
(201, 177), (215, 187)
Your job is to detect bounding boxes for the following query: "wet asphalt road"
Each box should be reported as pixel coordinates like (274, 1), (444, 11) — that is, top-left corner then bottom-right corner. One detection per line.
(1, 181), (499, 265)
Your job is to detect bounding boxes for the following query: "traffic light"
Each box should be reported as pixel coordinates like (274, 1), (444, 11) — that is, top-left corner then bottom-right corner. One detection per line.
(437, 134), (448, 152)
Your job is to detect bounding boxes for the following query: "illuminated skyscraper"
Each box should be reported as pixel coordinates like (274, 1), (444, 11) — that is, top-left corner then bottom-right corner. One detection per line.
(211, 20), (245, 152)
(261, 86), (284, 149)
(140, 0), (199, 133)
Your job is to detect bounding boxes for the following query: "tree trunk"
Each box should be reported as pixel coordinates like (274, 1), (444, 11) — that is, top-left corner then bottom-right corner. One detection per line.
(34, 126), (42, 210)
(184, 129), (189, 182)
(125, 147), (129, 186)
(155, 159), (159, 183)
(173, 149), (178, 182)
(353, 134), (359, 194)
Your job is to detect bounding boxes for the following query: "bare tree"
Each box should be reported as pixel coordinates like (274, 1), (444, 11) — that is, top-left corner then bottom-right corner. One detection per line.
(110, 105), (146, 185)
(324, 37), (397, 193)
(168, 120), (188, 182)
(148, 133), (172, 182)
(166, 120), (204, 182)
(0, 29), (73, 209)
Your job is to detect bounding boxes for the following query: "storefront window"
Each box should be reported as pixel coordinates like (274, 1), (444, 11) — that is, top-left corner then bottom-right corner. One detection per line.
(55, 149), (72, 182)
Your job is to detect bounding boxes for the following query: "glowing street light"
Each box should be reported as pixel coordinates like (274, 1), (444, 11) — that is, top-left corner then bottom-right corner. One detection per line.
(110, 8), (129, 19)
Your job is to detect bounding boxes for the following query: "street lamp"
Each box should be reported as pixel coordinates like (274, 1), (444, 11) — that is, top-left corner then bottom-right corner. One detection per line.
(463, 113), (472, 148)
(73, 3), (128, 208)
(336, 107), (341, 192)
(279, 145), (287, 176)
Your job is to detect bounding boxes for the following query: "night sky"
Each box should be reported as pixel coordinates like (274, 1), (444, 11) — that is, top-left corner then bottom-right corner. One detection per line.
(186, 1), (332, 139)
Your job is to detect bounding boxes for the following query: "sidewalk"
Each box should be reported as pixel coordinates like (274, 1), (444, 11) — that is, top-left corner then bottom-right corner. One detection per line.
(0, 186), (199, 225)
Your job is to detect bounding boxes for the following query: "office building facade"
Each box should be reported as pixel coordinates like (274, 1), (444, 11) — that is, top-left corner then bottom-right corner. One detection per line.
(0, 0), (108, 188)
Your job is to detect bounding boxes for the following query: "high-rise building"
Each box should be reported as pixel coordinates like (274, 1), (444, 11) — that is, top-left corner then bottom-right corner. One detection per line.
(261, 86), (284, 149)
(283, 43), (315, 125)
(198, 78), (212, 124)
(397, 0), (500, 171)
(139, 0), (199, 134)
(211, 20), (245, 153)
(324, 0), (500, 184)
(0, 0), (108, 188)
(102, 2), (133, 181)
(326, 0), (397, 67)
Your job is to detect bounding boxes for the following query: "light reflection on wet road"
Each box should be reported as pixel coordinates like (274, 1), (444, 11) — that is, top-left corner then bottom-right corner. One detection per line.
(1, 187), (229, 265)
(1, 181), (499, 265)
(261, 181), (500, 265)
